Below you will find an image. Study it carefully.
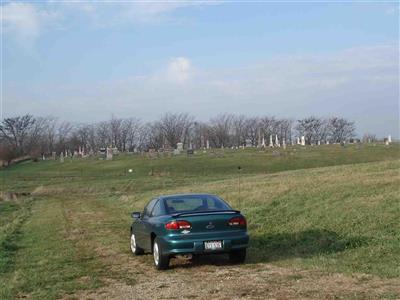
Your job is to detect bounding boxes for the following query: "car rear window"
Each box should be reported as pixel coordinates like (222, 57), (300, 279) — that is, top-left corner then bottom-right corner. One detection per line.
(163, 195), (231, 214)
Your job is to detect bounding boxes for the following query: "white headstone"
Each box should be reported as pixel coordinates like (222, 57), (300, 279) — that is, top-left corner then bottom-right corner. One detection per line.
(326, 140), (330, 145)
(275, 135), (280, 147)
(245, 139), (252, 148)
(261, 137), (266, 148)
(282, 139), (286, 149)
(269, 135), (274, 147)
(318, 140), (321, 146)
(206, 140), (210, 150)
(60, 152), (64, 163)
(177, 142), (184, 151)
(388, 135), (392, 143)
(106, 147), (113, 160)
(297, 137), (300, 145)
(301, 136), (306, 146)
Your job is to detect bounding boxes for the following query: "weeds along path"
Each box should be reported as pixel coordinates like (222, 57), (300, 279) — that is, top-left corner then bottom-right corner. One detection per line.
(1, 191), (399, 299)
(1, 159), (400, 299)
(62, 194), (400, 300)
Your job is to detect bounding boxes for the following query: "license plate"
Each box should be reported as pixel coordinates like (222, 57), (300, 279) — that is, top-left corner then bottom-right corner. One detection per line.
(204, 240), (223, 250)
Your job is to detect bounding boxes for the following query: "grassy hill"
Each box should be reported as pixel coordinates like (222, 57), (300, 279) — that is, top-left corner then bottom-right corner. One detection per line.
(0, 144), (399, 299)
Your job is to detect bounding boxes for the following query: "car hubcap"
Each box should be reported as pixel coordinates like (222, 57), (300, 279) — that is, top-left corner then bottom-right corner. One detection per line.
(130, 234), (136, 253)
(153, 242), (159, 265)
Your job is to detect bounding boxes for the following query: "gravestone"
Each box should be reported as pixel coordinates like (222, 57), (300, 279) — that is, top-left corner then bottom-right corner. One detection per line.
(52, 152), (56, 160)
(106, 147), (113, 160)
(326, 140), (330, 145)
(60, 152), (64, 163)
(275, 135), (280, 147)
(261, 137), (266, 148)
(388, 135), (392, 143)
(177, 142), (183, 152)
(187, 149), (194, 155)
(269, 135), (274, 148)
(245, 139), (252, 148)
(297, 137), (300, 145)
(42, 154), (45, 161)
(318, 140), (321, 146)
(282, 139), (286, 149)
(206, 140), (210, 150)
(301, 136), (305, 146)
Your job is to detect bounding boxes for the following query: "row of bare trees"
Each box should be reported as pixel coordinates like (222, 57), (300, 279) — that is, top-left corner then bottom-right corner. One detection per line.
(0, 113), (356, 163)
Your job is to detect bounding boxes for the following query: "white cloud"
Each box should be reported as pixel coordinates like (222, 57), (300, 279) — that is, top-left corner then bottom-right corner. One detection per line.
(5, 45), (399, 137)
(165, 57), (192, 84)
(2, 2), (40, 41)
(1, 2), (58, 45)
(1, 1), (216, 45)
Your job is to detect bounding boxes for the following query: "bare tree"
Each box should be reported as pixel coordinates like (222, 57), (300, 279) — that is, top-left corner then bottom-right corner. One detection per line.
(296, 116), (326, 145)
(0, 115), (36, 155)
(232, 115), (247, 147)
(143, 122), (164, 150)
(124, 118), (141, 151)
(362, 133), (377, 143)
(57, 121), (73, 153)
(328, 117), (355, 143)
(243, 117), (260, 146)
(209, 114), (234, 148)
(158, 113), (194, 148)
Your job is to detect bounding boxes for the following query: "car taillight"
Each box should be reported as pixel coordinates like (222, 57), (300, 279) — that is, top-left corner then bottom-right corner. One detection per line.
(228, 216), (246, 226)
(165, 220), (192, 230)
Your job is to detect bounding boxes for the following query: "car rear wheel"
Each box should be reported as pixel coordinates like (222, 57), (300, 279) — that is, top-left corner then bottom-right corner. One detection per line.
(130, 233), (144, 255)
(153, 237), (170, 270)
(229, 248), (246, 263)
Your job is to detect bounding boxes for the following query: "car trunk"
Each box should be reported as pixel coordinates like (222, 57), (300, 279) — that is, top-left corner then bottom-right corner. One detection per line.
(173, 211), (244, 233)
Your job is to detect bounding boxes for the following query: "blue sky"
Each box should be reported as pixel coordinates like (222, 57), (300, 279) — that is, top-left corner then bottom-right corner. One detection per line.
(2, 1), (399, 137)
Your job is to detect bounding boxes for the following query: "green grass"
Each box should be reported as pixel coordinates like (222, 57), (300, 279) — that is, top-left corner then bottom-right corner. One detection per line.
(0, 144), (399, 299)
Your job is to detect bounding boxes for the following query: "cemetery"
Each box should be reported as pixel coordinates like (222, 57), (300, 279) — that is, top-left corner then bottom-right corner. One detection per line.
(1, 139), (399, 298)
(1, 1), (398, 298)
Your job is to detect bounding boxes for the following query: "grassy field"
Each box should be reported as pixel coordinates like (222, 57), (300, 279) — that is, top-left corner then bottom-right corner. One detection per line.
(0, 144), (399, 299)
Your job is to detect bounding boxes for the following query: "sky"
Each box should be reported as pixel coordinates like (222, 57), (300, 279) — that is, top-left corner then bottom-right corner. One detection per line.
(2, 0), (399, 138)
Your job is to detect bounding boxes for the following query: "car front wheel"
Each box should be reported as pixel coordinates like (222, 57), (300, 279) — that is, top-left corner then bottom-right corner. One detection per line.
(130, 233), (144, 255)
(153, 237), (170, 270)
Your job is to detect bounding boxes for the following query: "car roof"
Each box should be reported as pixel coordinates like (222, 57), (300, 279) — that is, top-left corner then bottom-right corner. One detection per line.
(159, 193), (217, 200)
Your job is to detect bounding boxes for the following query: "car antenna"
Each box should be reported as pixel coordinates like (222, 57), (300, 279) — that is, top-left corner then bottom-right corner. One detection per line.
(238, 166), (242, 210)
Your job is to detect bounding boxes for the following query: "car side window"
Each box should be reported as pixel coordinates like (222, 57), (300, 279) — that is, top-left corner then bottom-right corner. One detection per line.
(151, 199), (164, 217)
(143, 198), (158, 218)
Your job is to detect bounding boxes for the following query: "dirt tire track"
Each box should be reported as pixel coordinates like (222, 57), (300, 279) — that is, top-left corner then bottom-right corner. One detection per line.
(60, 197), (400, 300)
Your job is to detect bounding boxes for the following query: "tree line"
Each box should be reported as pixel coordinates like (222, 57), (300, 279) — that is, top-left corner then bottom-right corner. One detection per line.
(0, 113), (356, 162)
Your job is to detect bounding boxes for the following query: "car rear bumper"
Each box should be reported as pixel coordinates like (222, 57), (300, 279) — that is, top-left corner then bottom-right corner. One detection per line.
(159, 231), (249, 255)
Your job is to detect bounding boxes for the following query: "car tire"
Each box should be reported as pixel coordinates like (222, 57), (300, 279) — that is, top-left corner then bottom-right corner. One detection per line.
(153, 237), (170, 270)
(229, 248), (246, 264)
(130, 232), (144, 255)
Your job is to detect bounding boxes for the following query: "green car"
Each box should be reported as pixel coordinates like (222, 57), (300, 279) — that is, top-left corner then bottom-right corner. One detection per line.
(130, 193), (249, 270)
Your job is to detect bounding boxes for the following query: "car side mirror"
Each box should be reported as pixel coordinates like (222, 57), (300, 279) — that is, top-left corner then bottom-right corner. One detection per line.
(131, 212), (141, 219)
